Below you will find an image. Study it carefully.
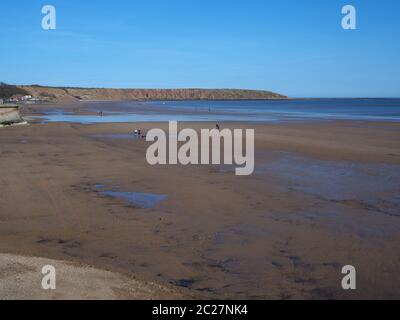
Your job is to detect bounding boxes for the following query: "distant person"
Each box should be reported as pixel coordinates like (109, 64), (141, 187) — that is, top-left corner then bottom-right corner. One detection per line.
(216, 124), (220, 130)
(99, 111), (103, 117)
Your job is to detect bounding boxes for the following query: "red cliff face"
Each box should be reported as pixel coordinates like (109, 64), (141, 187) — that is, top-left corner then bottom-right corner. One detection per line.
(20, 86), (287, 102)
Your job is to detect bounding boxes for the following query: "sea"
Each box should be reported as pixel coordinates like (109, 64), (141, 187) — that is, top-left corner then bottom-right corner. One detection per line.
(37, 98), (400, 123)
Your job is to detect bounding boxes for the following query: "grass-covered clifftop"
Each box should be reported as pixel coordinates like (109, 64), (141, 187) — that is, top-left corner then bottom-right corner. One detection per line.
(18, 85), (287, 102)
(0, 83), (30, 99)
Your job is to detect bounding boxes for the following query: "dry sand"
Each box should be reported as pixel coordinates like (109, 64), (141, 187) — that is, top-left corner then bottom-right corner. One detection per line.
(0, 103), (399, 299)
(0, 254), (186, 300)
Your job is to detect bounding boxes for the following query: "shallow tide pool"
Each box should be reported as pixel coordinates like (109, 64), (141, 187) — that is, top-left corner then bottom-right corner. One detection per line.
(98, 188), (167, 209)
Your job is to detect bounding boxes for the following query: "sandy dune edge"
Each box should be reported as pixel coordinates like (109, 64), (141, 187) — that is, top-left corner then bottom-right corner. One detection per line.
(0, 254), (185, 300)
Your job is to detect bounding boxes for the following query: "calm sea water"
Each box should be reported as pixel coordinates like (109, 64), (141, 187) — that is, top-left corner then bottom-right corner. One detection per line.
(145, 99), (400, 121)
(38, 99), (400, 123)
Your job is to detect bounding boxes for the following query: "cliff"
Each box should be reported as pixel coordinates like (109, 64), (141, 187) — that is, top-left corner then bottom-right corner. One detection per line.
(0, 83), (30, 99)
(19, 85), (287, 102)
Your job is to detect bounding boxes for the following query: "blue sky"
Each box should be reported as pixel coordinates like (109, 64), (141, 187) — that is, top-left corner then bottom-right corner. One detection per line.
(0, 0), (399, 97)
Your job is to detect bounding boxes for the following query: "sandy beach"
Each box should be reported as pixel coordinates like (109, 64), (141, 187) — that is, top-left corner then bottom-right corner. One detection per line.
(0, 253), (187, 300)
(0, 103), (399, 299)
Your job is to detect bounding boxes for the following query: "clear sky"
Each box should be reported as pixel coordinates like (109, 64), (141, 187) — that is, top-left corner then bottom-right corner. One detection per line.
(0, 0), (399, 97)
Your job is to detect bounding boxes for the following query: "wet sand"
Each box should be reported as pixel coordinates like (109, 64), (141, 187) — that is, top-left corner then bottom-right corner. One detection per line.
(0, 103), (400, 299)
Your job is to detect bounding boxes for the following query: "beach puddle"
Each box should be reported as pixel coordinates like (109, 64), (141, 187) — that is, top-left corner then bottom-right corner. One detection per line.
(95, 185), (167, 209)
(216, 152), (400, 220)
(257, 153), (400, 197)
(256, 152), (400, 217)
(293, 206), (400, 238)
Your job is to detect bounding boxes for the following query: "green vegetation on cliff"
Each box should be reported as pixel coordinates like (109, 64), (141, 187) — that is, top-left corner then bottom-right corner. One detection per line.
(0, 83), (30, 99)
(19, 85), (287, 102)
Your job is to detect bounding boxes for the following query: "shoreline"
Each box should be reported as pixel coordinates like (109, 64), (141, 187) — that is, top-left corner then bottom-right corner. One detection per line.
(18, 100), (400, 124)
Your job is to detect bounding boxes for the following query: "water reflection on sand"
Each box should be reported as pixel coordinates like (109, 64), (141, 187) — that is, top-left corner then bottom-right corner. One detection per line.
(95, 185), (167, 209)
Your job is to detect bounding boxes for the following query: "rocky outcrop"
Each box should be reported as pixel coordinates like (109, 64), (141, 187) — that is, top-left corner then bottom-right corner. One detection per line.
(20, 86), (287, 102)
(0, 106), (25, 126)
